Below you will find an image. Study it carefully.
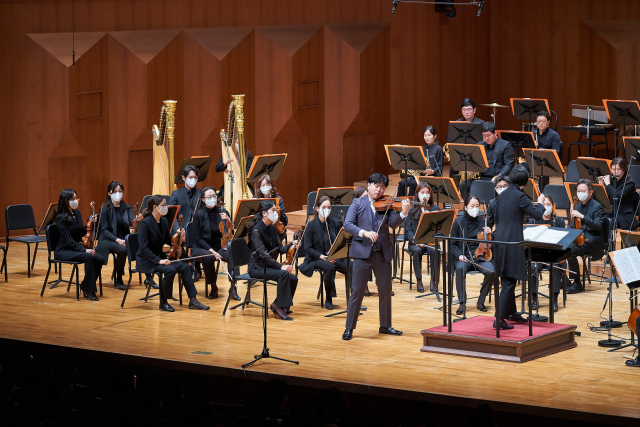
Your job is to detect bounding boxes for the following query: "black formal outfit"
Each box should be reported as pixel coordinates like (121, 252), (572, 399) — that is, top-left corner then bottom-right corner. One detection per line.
(135, 214), (197, 303)
(567, 197), (604, 288)
(605, 174), (637, 230)
(55, 211), (104, 294)
(397, 143), (444, 197)
(459, 138), (514, 200)
(257, 193), (288, 240)
(168, 186), (202, 233)
(248, 221), (298, 309)
(215, 151), (254, 202)
(450, 212), (494, 306)
(96, 203), (135, 284)
(298, 216), (347, 303)
(528, 216), (567, 298)
(404, 204), (440, 285)
(493, 184), (544, 320)
(535, 127), (563, 191)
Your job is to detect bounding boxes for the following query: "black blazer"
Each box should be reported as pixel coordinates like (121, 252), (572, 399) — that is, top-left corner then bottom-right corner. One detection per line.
(479, 138), (514, 179)
(168, 186), (202, 233)
(135, 214), (172, 274)
(570, 196), (605, 258)
(298, 216), (342, 277)
(424, 144), (444, 177)
(55, 210), (86, 256)
(405, 204), (440, 245)
(191, 206), (231, 251)
(606, 175), (636, 227)
(95, 203), (135, 263)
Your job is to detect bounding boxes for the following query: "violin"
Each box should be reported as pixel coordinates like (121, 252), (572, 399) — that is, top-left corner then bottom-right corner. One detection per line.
(131, 202), (141, 233)
(572, 196), (585, 246)
(372, 196), (427, 211)
(474, 203), (492, 261)
(167, 214), (184, 261)
(82, 202), (96, 248)
(282, 226), (303, 266)
(219, 214), (234, 248)
(275, 198), (286, 235)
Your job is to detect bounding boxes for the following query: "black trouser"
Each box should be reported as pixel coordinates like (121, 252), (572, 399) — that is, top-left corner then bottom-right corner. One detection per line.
(498, 276), (518, 320)
(249, 264), (298, 308)
(153, 261), (197, 300)
(531, 262), (565, 295)
(108, 241), (127, 281)
(56, 251), (104, 294)
(566, 244), (591, 284)
(191, 247), (239, 288)
(408, 244), (437, 280)
(315, 258), (348, 301)
(397, 177), (418, 197)
(454, 259), (494, 305)
(346, 251), (392, 330)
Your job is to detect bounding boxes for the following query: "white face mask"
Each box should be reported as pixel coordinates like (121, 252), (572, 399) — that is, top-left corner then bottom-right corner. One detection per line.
(157, 205), (168, 216)
(319, 208), (331, 218)
(185, 177), (197, 189)
(260, 185), (272, 195)
(267, 211), (279, 223)
(467, 207), (479, 218)
(69, 200), (79, 210)
(544, 205), (553, 216)
(496, 187), (506, 195)
(110, 192), (123, 203)
(204, 197), (217, 208)
(418, 193), (430, 202)
(577, 191), (588, 202)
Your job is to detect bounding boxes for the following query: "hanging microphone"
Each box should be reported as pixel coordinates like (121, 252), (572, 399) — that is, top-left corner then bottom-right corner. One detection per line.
(477, 1), (484, 16)
(392, 0), (400, 14)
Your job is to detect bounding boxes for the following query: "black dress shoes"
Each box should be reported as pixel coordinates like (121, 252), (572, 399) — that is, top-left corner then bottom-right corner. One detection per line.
(567, 281), (582, 294)
(493, 319), (514, 330)
(342, 329), (353, 340)
(231, 285), (241, 301)
(270, 304), (293, 320)
(391, 291), (395, 296)
(476, 303), (487, 312)
(379, 326), (402, 335)
(364, 290), (371, 297)
(531, 295), (539, 310)
(456, 303), (465, 315)
(430, 278), (437, 293)
(325, 300), (334, 310)
(553, 293), (559, 312)
(206, 287), (219, 299)
(625, 357), (640, 367)
(83, 291), (99, 301)
(160, 302), (175, 312)
(144, 279), (159, 290)
(416, 279), (424, 293)
(189, 300), (210, 310)
(116, 282), (126, 291)
(360, 305), (367, 311)
(510, 313), (528, 323)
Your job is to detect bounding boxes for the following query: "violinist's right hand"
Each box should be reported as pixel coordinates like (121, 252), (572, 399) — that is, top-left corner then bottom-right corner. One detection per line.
(86, 249), (96, 256)
(281, 265), (293, 273)
(209, 249), (223, 260)
(159, 259), (171, 266)
(364, 231), (378, 242)
(459, 255), (467, 262)
(116, 238), (126, 247)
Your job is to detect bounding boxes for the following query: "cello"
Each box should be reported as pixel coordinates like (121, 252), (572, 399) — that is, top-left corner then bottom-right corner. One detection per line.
(167, 215), (184, 261)
(82, 202), (96, 248)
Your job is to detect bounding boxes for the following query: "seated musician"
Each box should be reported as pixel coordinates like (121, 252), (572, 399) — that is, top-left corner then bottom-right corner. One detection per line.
(299, 196), (346, 310)
(457, 98), (485, 124)
(599, 157), (637, 230)
(353, 186), (367, 199)
(96, 181), (142, 290)
(529, 194), (566, 312)
(190, 186), (240, 301)
(255, 174), (288, 241)
(168, 165), (202, 233)
(535, 111), (563, 191)
(566, 179), (605, 294)
(459, 122), (514, 200)
(486, 174), (509, 227)
(215, 144), (254, 202)
(248, 200), (300, 320)
(450, 195), (495, 314)
(398, 126), (444, 197)
(55, 189), (104, 301)
(404, 182), (440, 293)
(136, 195), (209, 312)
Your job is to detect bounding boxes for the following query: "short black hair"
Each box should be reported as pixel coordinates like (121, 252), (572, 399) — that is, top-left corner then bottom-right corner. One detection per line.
(424, 125), (437, 135)
(464, 194), (480, 207)
(481, 121), (497, 133)
(461, 98), (476, 109)
(537, 111), (550, 121)
(577, 178), (593, 191)
(508, 164), (529, 186)
(494, 174), (509, 186)
(181, 165), (199, 178)
(367, 173), (389, 187)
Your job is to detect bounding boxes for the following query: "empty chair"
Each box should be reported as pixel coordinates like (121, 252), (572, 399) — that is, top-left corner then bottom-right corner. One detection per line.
(5, 204), (47, 278)
(469, 180), (496, 205)
(223, 238), (262, 316)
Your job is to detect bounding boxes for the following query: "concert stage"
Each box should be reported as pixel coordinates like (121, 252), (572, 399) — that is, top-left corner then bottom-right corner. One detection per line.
(0, 249), (638, 426)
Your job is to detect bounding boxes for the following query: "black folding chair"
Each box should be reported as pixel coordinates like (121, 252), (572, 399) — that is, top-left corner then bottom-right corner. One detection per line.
(469, 180), (496, 205)
(565, 160), (579, 183)
(0, 244), (6, 282)
(223, 238), (263, 316)
(5, 204), (47, 278)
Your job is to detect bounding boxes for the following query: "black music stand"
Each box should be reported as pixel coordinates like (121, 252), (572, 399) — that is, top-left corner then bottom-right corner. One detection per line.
(624, 137), (640, 166)
(604, 99), (640, 157)
(233, 198), (278, 228)
(166, 205), (180, 230)
(316, 187), (356, 206)
(565, 182), (612, 214)
(523, 148), (564, 194)
(521, 178), (540, 203)
(413, 210), (456, 303)
(498, 131), (537, 162)
(576, 157), (611, 184)
(620, 231), (640, 249)
(446, 121), (483, 145)
(248, 154), (287, 183)
(385, 145), (427, 186)
(174, 157), (212, 184)
(38, 203), (59, 235)
(418, 177), (463, 207)
(324, 228), (356, 318)
(511, 98), (550, 132)
(232, 216), (253, 244)
(447, 144), (489, 200)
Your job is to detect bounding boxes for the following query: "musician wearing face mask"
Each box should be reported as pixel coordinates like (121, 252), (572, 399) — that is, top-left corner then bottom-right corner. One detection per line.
(136, 196), (209, 312)
(486, 175), (509, 228)
(247, 200), (300, 320)
(168, 165), (202, 233)
(255, 174), (288, 240)
(529, 194), (566, 312)
(599, 157), (637, 231)
(190, 186), (240, 301)
(397, 126), (444, 197)
(95, 181), (143, 290)
(404, 183), (440, 293)
(215, 143), (254, 202)
(55, 189), (104, 301)
(450, 195), (495, 314)
(299, 196), (347, 310)
(566, 179), (604, 294)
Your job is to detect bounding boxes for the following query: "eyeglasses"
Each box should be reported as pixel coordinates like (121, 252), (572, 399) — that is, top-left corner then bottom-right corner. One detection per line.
(496, 185), (508, 189)
(536, 120), (549, 124)
(461, 107), (474, 112)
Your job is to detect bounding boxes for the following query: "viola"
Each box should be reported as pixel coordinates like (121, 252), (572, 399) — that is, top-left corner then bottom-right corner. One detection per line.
(572, 196), (585, 246)
(167, 214), (184, 261)
(219, 214), (234, 248)
(474, 203), (492, 261)
(131, 202), (141, 233)
(82, 202), (96, 248)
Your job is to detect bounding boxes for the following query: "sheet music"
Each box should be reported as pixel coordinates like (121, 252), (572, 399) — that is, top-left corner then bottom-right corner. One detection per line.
(610, 248), (640, 286)
(523, 226), (568, 244)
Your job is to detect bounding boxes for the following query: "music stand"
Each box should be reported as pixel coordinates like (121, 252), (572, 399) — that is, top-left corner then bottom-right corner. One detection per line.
(446, 121), (483, 145)
(385, 145), (427, 187)
(523, 148), (564, 194)
(565, 182), (612, 214)
(511, 98), (550, 132)
(418, 177), (463, 207)
(624, 137), (640, 165)
(38, 203), (59, 235)
(232, 216), (253, 244)
(604, 99), (640, 157)
(248, 154), (287, 182)
(446, 144), (489, 200)
(174, 157), (212, 184)
(620, 231), (640, 250)
(521, 178), (540, 203)
(498, 131), (537, 161)
(316, 187), (356, 206)
(167, 205), (180, 230)
(325, 228), (355, 318)
(233, 198), (278, 228)
(575, 157), (612, 183)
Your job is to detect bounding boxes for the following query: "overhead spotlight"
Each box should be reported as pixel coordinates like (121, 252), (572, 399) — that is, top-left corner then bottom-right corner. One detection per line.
(435, 0), (456, 18)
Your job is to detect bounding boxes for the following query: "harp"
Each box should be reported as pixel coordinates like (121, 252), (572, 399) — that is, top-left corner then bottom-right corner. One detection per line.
(220, 95), (249, 219)
(152, 100), (177, 196)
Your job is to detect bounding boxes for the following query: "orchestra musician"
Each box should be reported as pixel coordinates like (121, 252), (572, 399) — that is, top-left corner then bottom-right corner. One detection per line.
(342, 173), (410, 341)
(397, 126), (444, 197)
(190, 186), (240, 301)
(534, 111), (563, 192)
(136, 195), (209, 312)
(404, 182), (440, 293)
(566, 179), (605, 294)
(54, 189), (104, 301)
(450, 195), (495, 314)
(353, 186), (367, 199)
(255, 174), (288, 240)
(493, 165), (545, 329)
(457, 98), (485, 124)
(247, 200), (300, 320)
(168, 165), (202, 233)
(529, 194), (566, 312)
(215, 146), (254, 203)
(599, 157), (637, 231)
(95, 181), (142, 290)
(486, 174), (509, 227)
(298, 196), (347, 310)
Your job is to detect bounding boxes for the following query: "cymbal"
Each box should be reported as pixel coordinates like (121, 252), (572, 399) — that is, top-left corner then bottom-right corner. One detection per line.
(481, 102), (508, 108)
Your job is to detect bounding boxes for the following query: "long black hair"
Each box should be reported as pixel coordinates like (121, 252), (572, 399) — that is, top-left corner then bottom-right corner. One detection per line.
(57, 189), (76, 223)
(142, 195), (165, 218)
(248, 200), (276, 232)
(103, 181), (125, 211)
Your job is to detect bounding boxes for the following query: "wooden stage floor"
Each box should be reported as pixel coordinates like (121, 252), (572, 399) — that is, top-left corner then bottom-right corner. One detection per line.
(1, 248), (638, 425)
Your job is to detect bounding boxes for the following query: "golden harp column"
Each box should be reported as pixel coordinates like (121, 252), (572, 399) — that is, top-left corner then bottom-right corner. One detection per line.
(164, 100), (178, 194)
(233, 94), (250, 200)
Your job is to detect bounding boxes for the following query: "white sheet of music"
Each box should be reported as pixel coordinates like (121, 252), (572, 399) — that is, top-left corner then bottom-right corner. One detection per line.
(523, 226), (567, 244)
(610, 247), (640, 286)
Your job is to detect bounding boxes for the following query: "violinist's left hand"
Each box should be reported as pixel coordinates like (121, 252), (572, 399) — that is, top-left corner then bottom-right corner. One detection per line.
(571, 210), (584, 220)
(179, 229), (186, 243)
(401, 199), (411, 216)
(292, 240), (300, 249)
(483, 227), (492, 235)
(220, 213), (230, 221)
(136, 214), (144, 222)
